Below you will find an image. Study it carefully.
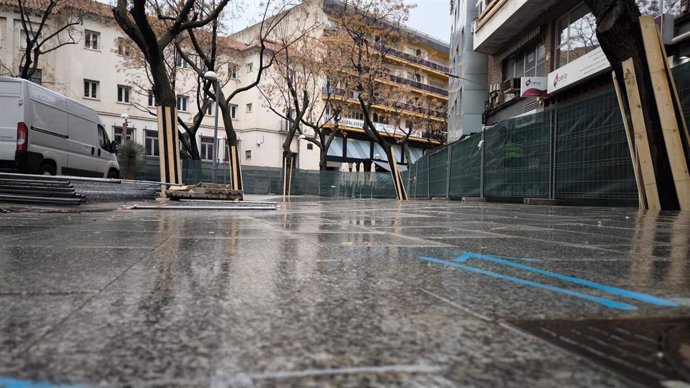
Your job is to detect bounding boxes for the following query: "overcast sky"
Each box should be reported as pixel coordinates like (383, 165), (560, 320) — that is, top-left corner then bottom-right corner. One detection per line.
(228, 0), (451, 43)
(406, 0), (451, 43)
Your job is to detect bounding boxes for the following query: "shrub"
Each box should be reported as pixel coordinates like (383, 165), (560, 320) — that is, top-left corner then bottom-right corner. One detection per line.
(117, 140), (146, 179)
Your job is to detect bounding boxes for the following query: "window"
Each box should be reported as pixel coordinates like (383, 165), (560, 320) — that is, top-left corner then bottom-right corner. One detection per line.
(147, 90), (156, 107)
(200, 136), (214, 161)
(98, 125), (111, 151)
(20, 30), (40, 49)
(84, 80), (98, 99)
(229, 64), (238, 79)
(556, 4), (598, 68)
(206, 103), (214, 115)
(414, 73), (422, 83)
(230, 104), (238, 119)
(307, 143), (313, 150)
(117, 38), (131, 56)
(19, 68), (42, 85)
(224, 144), (230, 161)
(246, 103), (252, 113)
(246, 62), (253, 73)
(145, 130), (159, 156)
(415, 49), (422, 57)
(113, 127), (134, 144)
(117, 85), (131, 103)
(245, 149), (252, 159)
(177, 55), (190, 68)
(502, 39), (545, 80)
(176, 95), (188, 112)
(84, 30), (99, 50)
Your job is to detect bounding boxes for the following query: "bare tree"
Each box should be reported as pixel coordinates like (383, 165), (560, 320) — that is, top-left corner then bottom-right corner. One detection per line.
(261, 26), (348, 172)
(322, 0), (417, 200)
(173, 0), (295, 189)
(112, 0), (232, 185)
(115, 30), (201, 159)
(2, 0), (98, 81)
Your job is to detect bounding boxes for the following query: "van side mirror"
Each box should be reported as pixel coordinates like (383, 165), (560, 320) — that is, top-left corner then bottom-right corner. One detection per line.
(111, 141), (118, 153)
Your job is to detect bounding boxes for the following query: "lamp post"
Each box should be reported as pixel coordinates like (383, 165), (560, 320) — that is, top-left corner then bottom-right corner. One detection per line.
(119, 112), (129, 144)
(298, 134), (306, 171)
(203, 71), (221, 183)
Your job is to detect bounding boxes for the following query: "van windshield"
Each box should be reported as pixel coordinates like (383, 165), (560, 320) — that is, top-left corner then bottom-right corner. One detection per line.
(98, 124), (110, 150)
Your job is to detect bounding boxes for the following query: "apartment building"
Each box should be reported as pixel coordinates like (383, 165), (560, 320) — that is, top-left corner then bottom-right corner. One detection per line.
(0, 0), (297, 171)
(448, 0), (487, 142)
(233, 0), (450, 172)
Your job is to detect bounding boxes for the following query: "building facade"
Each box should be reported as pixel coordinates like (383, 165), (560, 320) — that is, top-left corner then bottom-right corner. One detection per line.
(473, 0), (690, 126)
(0, 0), (449, 177)
(233, 0), (450, 172)
(448, 0), (488, 142)
(474, 0), (621, 125)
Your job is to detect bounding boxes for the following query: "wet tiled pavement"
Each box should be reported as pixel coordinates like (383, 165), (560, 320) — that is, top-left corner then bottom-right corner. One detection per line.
(1, 199), (689, 387)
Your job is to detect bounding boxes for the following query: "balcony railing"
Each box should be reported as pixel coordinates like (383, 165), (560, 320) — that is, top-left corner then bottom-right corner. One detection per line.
(386, 74), (449, 97)
(323, 87), (448, 119)
(322, 116), (447, 141)
(384, 46), (450, 74)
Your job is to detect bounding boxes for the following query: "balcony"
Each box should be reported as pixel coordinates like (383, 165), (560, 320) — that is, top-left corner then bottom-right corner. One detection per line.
(382, 45), (450, 74)
(322, 87), (448, 120)
(322, 116), (446, 142)
(386, 74), (449, 97)
(473, 0), (561, 55)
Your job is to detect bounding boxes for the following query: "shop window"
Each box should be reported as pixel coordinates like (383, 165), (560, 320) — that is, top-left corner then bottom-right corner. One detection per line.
(502, 39), (546, 81)
(556, 3), (599, 68)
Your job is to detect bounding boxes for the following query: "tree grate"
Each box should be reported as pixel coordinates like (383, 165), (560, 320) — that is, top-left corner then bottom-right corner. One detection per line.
(505, 317), (690, 387)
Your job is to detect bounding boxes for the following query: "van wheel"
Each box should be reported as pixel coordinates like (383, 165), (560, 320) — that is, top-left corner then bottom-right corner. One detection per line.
(39, 163), (57, 176)
(107, 169), (119, 179)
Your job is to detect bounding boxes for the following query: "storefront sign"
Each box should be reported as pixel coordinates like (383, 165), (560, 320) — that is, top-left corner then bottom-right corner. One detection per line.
(547, 47), (611, 94)
(520, 77), (548, 97)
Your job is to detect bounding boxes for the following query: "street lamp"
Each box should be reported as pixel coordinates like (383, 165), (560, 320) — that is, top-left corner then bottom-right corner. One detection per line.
(119, 112), (129, 144)
(204, 70), (221, 183)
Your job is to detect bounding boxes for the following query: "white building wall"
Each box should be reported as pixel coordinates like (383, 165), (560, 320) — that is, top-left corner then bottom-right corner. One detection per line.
(0, 5), (292, 170)
(449, 0), (488, 141)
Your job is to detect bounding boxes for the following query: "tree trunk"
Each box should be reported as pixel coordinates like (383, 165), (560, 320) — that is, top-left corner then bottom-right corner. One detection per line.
(179, 131), (201, 160)
(382, 142), (407, 200)
(583, 0), (678, 209)
(283, 151), (296, 197)
(218, 91), (243, 191)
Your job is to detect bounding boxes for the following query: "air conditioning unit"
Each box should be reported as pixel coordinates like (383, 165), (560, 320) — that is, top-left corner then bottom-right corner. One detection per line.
(502, 78), (520, 92)
(488, 82), (502, 94)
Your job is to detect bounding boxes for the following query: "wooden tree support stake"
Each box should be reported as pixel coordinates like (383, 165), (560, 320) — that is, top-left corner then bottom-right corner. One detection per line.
(622, 58), (661, 211)
(157, 106), (182, 197)
(229, 144), (243, 192)
(640, 15), (690, 210)
(612, 71), (647, 210)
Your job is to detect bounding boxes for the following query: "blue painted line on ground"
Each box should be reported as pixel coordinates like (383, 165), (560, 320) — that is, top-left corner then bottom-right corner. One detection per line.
(0, 377), (80, 388)
(419, 256), (638, 311)
(453, 252), (678, 307)
(491, 254), (544, 263)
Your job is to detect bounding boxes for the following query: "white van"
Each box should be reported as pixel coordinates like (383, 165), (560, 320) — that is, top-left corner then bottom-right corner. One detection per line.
(0, 77), (119, 178)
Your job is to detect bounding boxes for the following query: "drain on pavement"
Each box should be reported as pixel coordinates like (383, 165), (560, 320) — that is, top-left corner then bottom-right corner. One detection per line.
(505, 317), (690, 387)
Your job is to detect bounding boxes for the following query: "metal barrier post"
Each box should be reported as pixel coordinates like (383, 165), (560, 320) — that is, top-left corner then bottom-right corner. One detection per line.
(446, 145), (452, 199)
(480, 129), (485, 198)
(550, 110), (557, 200)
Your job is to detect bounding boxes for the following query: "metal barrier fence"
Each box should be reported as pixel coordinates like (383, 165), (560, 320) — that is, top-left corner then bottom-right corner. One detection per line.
(133, 62), (690, 202)
(138, 159), (398, 197)
(407, 62), (690, 203)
